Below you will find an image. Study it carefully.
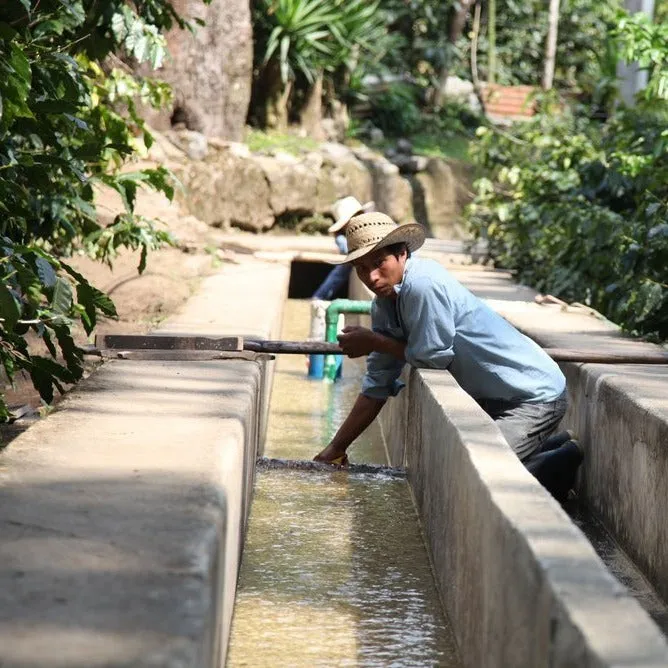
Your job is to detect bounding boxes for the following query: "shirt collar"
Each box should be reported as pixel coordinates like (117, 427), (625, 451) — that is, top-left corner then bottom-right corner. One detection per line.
(393, 256), (413, 295)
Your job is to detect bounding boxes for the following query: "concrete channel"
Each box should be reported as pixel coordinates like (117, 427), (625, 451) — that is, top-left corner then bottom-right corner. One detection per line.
(1, 238), (668, 666)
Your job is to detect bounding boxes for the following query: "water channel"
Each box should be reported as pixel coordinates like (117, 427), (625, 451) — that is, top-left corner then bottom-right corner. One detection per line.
(227, 300), (461, 667)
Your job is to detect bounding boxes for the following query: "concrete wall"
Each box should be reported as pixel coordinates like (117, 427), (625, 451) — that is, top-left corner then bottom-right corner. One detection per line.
(0, 255), (292, 666)
(0, 358), (263, 667)
(561, 363), (668, 604)
(380, 368), (668, 667)
(482, 298), (668, 609)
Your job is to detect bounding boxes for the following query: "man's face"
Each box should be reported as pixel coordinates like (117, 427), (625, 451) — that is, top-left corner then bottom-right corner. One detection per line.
(353, 247), (407, 298)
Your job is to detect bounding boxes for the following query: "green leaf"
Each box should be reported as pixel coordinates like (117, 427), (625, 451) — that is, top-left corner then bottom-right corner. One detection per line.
(35, 256), (57, 287)
(0, 283), (21, 330)
(53, 325), (83, 381)
(50, 277), (73, 315)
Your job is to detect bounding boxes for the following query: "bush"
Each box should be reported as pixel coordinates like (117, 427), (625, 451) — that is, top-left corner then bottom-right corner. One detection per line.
(0, 0), (197, 422)
(369, 83), (421, 136)
(467, 102), (668, 340)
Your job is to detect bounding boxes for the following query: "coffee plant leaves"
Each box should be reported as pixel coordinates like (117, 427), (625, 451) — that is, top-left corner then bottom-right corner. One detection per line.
(0, 0), (208, 424)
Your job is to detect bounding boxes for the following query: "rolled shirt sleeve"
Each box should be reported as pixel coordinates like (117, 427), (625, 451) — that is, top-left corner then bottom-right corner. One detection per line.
(361, 351), (405, 400)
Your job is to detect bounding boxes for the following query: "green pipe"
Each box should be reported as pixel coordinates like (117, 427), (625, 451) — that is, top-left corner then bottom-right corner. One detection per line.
(323, 299), (372, 382)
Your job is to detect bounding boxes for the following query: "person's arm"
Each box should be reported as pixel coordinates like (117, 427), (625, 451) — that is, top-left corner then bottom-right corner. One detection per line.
(314, 394), (385, 463)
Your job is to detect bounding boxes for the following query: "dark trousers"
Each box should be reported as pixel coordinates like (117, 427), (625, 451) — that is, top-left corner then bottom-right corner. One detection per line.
(477, 391), (582, 502)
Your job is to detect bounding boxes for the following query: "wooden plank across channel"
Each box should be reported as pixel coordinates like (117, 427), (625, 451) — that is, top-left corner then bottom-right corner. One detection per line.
(95, 334), (244, 352)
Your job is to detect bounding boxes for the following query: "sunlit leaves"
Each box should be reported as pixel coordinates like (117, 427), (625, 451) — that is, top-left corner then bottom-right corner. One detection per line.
(467, 71), (668, 340)
(0, 0), (189, 421)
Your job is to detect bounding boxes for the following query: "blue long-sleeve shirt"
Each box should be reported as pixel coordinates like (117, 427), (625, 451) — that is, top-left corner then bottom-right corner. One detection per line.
(361, 257), (566, 403)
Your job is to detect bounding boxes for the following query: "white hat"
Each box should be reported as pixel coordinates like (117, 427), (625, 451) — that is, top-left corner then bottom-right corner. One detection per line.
(327, 196), (375, 233)
(329, 212), (426, 264)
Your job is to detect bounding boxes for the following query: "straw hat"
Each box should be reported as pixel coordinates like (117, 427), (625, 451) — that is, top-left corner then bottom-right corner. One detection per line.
(330, 212), (426, 264)
(328, 196), (375, 233)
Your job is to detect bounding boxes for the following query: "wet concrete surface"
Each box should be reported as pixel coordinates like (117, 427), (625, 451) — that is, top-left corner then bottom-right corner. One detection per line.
(227, 300), (461, 666)
(566, 501), (668, 637)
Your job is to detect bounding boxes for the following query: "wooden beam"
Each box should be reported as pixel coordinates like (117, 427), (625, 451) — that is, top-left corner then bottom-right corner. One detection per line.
(95, 334), (243, 352)
(545, 349), (668, 364)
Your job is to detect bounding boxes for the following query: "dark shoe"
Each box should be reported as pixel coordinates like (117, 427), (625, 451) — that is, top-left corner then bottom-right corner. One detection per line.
(525, 439), (583, 504)
(540, 429), (578, 453)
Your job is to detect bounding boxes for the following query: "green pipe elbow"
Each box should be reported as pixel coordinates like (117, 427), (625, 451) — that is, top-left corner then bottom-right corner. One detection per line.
(323, 299), (372, 382)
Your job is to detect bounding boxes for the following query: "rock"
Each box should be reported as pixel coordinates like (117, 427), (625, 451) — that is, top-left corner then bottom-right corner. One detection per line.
(146, 130), (188, 163)
(396, 138), (413, 155)
(391, 154), (429, 174)
(166, 130), (208, 161)
(413, 157), (467, 239)
(302, 152), (324, 172)
(356, 150), (413, 223)
(254, 155), (318, 217)
(315, 144), (373, 214)
(438, 75), (482, 113)
(176, 150), (273, 231)
(320, 142), (354, 161)
(369, 127), (385, 145)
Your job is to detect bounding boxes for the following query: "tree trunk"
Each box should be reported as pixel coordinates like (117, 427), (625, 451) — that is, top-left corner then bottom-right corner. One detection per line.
(470, 1), (487, 115)
(488, 0), (497, 85)
(299, 72), (325, 139)
(542, 0), (561, 90)
(264, 59), (292, 130)
(433, 0), (477, 109)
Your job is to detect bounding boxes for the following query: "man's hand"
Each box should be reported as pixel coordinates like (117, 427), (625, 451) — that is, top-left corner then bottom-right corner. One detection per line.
(338, 326), (407, 361)
(337, 326), (378, 358)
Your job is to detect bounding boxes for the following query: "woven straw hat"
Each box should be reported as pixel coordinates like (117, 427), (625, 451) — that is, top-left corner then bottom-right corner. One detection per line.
(330, 212), (426, 264)
(328, 196), (375, 233)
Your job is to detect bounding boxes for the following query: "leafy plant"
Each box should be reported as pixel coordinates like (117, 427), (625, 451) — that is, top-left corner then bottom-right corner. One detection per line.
(369, 83), (422, 136)
(467, 12), (668, 340)
(0, 0), (205, 422)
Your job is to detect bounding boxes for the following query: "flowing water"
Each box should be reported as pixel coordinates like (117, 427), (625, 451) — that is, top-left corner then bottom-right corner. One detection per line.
(227, 300), (461, 667)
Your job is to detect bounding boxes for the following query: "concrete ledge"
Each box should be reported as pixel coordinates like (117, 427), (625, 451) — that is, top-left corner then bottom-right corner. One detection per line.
(561, 363), (668, 604)
(159, 256), (290, 450)
(0, 255), (293, 666)
(0, 358), (262, 667)
(380, 368), (668, 666)
(482, 294), (668, 607)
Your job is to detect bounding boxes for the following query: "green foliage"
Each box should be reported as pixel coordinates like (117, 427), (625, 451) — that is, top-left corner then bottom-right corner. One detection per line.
(467, 14), (668, 341)
(254, 0), (385, 84)
(470, 0), (620, 96)
(614, 11), (668, 101)
(369, 83), (421, 136)
(0, 0), (201, 420)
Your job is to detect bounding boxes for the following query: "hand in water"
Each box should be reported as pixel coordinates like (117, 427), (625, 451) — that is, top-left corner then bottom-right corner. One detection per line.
(314, 443), (349, 466)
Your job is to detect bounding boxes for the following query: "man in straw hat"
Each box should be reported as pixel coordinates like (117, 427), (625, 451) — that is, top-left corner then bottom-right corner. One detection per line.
(314, 212), (582, 504)
(312, 196), (374, 301)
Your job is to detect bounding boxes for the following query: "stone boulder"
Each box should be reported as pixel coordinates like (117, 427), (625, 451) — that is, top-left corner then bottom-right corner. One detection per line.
(176, 143), (274, 231)
(254, 153), (319, 218)
(315, 144), (373, 214)
(353, 147), (414, 223)
(412, 158), (467, 239)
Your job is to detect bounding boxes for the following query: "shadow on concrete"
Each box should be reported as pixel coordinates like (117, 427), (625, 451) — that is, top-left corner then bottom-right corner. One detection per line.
(0, 472), (227, 666)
